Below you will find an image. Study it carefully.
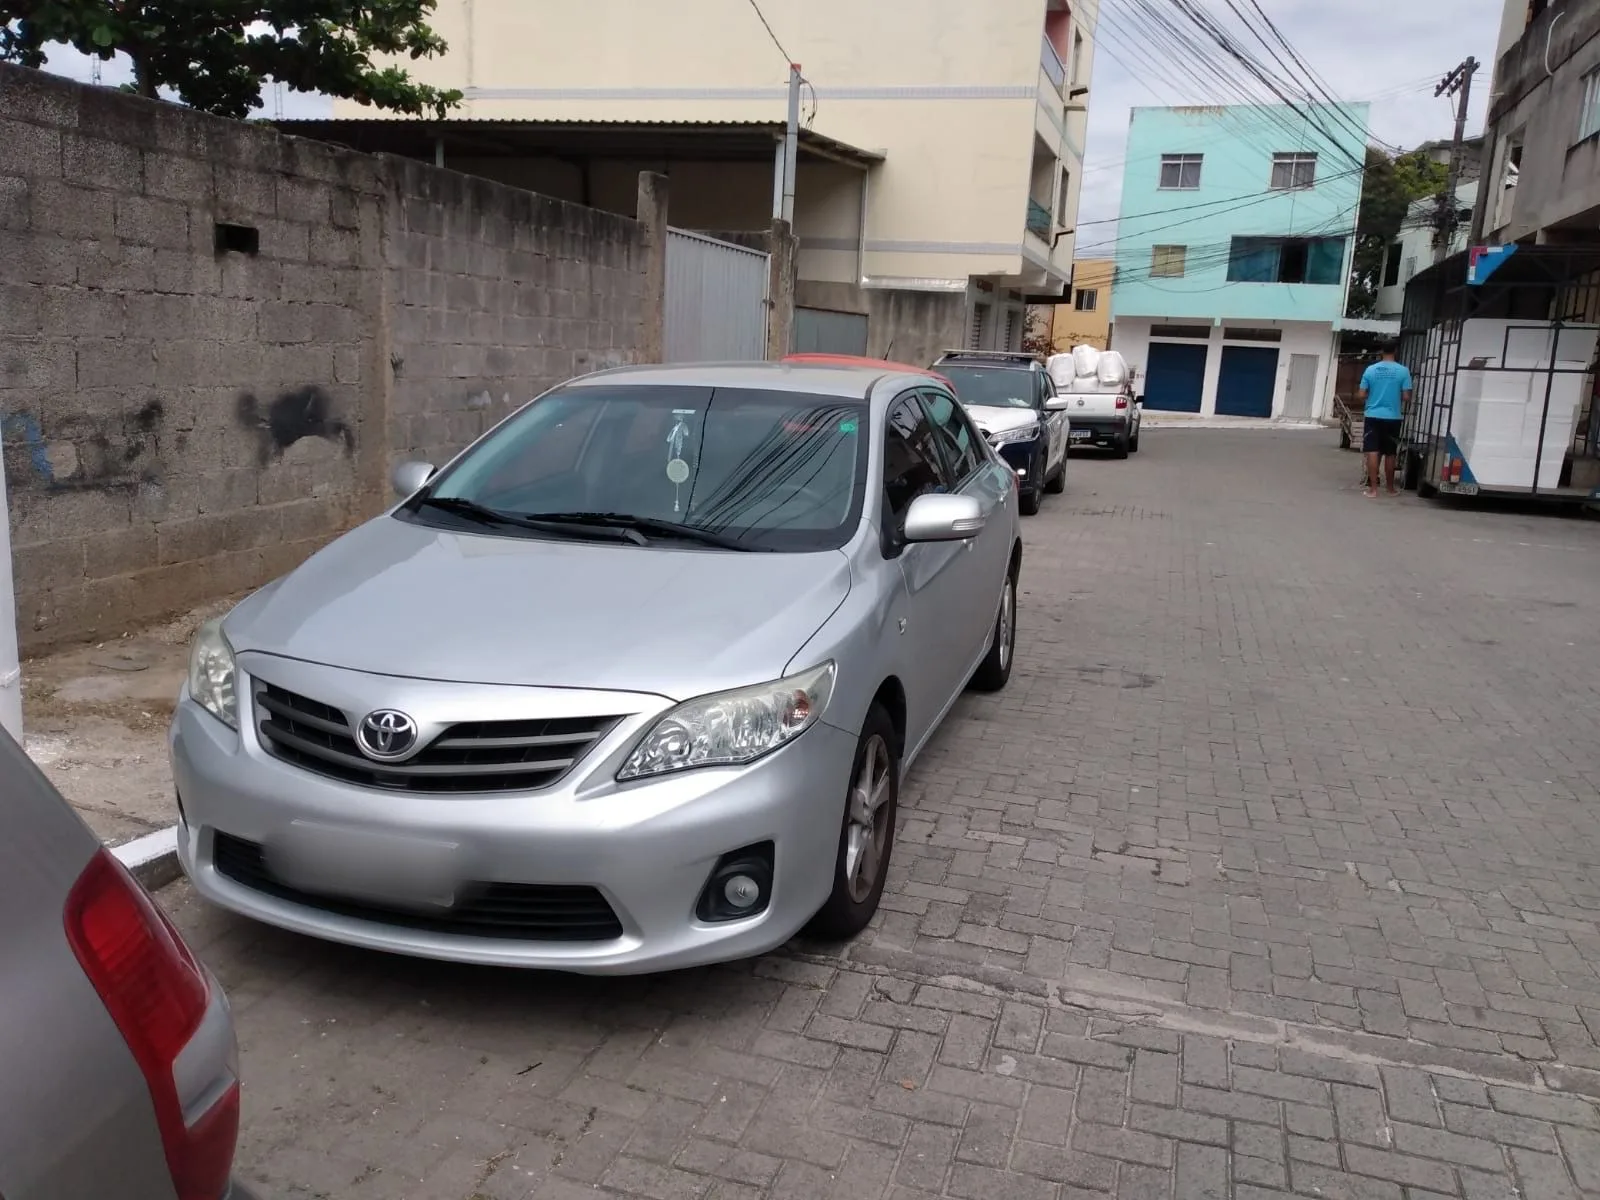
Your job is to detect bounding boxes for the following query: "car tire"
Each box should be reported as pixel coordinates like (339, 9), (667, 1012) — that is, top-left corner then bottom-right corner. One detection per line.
(1112, 429), (1130, 459)
(1018, 481), (1043, 515)
(1046, 459), (1067, 493)
(969, 569), (1017, 693)
(1129, 426), (1141, 453)
(805, 703), (899, 941)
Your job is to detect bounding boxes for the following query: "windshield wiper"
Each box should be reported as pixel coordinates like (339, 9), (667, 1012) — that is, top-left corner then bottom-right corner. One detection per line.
(521, 511), (754, 551)
(416, 496), (646, 544)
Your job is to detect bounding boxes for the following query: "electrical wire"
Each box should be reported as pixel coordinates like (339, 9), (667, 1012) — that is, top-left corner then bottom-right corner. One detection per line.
(742, 0), (792, 66)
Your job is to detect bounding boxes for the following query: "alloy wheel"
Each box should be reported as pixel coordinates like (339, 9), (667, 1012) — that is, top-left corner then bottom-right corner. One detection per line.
(844, 733), (894, 903)
(997, 578), (1015, 671)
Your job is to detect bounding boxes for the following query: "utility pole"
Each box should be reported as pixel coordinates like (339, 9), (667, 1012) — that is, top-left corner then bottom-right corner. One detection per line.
(1433, 56), (1479, 264)
(781, 64), (801, 225)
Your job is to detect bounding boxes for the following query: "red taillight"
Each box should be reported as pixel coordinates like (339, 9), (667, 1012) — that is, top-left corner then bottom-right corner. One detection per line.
(1115, 396), (1129, 409)
(64, 851), (239, 1200)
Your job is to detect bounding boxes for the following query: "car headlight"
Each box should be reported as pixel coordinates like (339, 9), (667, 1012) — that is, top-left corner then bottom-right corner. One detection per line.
(987, 422), (1041, 449)
(187, 618), (238, 729)
(618, 663), (836, 781)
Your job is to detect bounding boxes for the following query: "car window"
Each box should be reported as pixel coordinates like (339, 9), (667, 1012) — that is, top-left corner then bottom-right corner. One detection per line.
(883, 395), (951, 532)
(919, 388), (983, 483)
(414, 384), (870, 552)
(935, 365), (1036, 411)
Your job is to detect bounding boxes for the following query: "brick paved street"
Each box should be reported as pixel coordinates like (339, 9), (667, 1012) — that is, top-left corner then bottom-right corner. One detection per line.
(163, 428), (1600, 1198)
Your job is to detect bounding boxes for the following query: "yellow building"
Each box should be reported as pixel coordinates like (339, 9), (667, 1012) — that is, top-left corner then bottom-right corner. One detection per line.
(1047, 258), (1113, 352)
(325, 0), (1100, 360)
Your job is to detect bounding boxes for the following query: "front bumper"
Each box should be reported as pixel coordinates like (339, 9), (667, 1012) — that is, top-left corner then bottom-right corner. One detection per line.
(170, 657), (855, 974)
(1066, 414), (1128, 447)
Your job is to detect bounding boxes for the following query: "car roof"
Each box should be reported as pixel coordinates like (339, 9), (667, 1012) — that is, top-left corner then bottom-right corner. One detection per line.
(570, 360), (941, 400)
(934, 350), (1042, 371)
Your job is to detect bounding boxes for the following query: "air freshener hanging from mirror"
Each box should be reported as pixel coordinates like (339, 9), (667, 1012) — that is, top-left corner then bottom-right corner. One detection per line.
(666, 409), (697, 513)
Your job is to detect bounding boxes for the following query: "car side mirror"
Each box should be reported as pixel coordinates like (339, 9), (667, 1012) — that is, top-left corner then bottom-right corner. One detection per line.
(391, 460), (436, 498)
(1044, 395), (1070, 412)
(903, 493), (986, 542)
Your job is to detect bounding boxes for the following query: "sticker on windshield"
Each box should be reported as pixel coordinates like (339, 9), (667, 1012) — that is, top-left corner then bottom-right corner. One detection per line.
(838, 419), (859, 434)
(665, 458), (690, 484)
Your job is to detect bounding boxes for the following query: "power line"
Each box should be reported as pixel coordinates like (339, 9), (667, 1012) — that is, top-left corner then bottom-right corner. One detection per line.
(742, 0), (793, 66)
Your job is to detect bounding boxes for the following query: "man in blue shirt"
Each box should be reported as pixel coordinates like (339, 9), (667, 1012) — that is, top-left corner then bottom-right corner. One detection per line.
(1358, 345), (1413, 498)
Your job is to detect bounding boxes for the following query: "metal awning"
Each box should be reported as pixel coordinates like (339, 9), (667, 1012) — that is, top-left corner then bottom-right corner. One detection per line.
(272, 118), (884, 169)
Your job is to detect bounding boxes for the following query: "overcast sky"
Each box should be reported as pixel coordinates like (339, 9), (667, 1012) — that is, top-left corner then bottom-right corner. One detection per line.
(35, 0), (1504, 249)
(1077, 0), (1505, 250)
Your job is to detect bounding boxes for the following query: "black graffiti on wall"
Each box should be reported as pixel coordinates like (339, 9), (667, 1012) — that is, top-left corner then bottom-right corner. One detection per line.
(236, 386), (356, 466)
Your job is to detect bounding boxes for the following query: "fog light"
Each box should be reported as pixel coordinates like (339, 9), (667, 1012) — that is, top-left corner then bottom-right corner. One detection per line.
(724, 875), (761, 908)
(697, 842), (775, 923)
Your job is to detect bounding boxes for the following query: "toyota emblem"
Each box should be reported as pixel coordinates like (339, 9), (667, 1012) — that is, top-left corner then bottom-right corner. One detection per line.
(356, 709), (419, 760)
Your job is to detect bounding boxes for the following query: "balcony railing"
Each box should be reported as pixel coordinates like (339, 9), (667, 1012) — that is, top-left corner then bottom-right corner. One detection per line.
(1026, 198), (1053, 238)
(1041, 35), (1066, 90)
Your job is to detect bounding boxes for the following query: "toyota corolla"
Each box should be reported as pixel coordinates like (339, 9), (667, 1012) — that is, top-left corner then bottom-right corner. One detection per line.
(171, 362), (1022, 973)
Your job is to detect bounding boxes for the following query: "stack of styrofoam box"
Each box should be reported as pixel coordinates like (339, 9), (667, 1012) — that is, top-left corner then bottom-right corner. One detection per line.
(1450, 320), (1598, 489)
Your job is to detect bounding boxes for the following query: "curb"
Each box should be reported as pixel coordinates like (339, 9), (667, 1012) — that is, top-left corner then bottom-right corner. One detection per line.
(111, 825), (182, 891)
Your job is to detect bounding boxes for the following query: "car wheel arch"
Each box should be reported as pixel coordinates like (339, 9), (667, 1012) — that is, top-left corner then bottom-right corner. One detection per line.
(871, 677), (908, 761)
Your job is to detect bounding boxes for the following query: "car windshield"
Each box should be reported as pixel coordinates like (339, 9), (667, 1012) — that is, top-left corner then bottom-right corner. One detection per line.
(937, 366), (1036, 410)
(405, 384), (870, 552)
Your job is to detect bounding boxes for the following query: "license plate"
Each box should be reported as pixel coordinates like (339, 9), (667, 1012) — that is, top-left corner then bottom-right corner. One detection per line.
(1439, 482), (1479, 496)
(265, 822), (463, 909)
(1070, 430), (1093, 442)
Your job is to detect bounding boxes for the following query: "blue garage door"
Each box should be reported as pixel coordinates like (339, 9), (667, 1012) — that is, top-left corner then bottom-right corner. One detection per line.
(1216, 346), (1280, 418)
(1143, 342), (1207, 412)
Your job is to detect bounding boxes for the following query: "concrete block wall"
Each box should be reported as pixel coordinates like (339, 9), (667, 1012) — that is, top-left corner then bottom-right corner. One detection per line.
(386, 159), (646, 468)
(0, 66), (653, 652)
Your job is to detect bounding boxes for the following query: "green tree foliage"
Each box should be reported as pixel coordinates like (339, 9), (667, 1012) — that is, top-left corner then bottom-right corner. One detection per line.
(1, 1), (462, 120)
(1347, 146), (1450, 318)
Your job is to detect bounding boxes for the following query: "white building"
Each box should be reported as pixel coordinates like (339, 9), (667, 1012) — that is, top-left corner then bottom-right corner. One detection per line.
(1375, 179), (1479, 320)
(312, 0), (1101, 361)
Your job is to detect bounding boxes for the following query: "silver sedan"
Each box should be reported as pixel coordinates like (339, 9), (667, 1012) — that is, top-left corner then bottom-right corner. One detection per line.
(171, 361), (1022, 973)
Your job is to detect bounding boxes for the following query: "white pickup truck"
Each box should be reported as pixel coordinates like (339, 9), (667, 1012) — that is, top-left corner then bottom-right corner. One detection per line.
(1046, 347), (1141, 459)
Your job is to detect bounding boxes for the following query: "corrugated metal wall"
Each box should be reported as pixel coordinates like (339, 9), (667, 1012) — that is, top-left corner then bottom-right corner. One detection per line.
(664, 228), (770, 362)
(793, 307), (869, 355)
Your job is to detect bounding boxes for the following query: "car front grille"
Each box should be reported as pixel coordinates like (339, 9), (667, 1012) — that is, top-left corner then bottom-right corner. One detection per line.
(211, 833), (625, 942)
(253, 682), (619, 794)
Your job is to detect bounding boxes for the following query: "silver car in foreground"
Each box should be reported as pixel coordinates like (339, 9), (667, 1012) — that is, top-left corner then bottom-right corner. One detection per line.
(172, 362), (1021, 973)
(0, 730), (247, 1200)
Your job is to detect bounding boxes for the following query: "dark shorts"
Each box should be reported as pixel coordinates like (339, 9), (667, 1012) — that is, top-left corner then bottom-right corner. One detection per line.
(1363, 418), (1402, 456)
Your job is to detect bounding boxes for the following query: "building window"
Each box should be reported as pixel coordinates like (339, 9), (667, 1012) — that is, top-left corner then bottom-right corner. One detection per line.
(1159, 154), (1203, 190)
(1270, 152), (1318, 190)
(1150, 324), (1208, 339)
(1150, 245), (1187, 278)
(1058, 167), (1072, 225)
(1074, 288), (1099, 311)
(1579, 69), (1600, 143)
(1223, 327), (1283, 343)
(1382, 243), (1404, 288)
(1226, 236), (1345, 284)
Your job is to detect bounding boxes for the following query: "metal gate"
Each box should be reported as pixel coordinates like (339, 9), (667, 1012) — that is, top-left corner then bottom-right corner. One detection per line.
(793, 307), (869, 355)
(1216, 346), (1279, 418)
(1143, 342), (1207, 412)
(664, 228), (770, 362)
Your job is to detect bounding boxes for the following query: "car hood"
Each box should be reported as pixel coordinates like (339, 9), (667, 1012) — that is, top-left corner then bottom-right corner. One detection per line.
(965, 405), (1040, 436)
(224, 516), (852, 699)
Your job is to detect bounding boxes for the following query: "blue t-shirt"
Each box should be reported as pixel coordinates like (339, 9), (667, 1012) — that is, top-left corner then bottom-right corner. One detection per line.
(1360, 361), (1413, 420)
